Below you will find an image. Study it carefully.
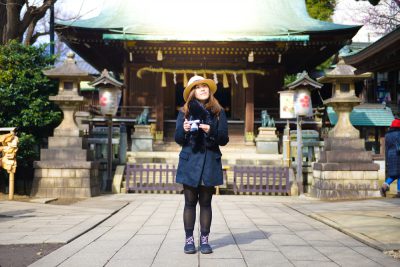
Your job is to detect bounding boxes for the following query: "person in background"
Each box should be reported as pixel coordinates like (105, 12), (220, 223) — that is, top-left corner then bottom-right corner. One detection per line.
(175, 75), (229, 254)
(381, 118), (400, 198)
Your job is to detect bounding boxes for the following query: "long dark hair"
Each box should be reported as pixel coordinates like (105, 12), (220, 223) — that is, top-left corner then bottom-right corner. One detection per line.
(182, 89), (222, 119)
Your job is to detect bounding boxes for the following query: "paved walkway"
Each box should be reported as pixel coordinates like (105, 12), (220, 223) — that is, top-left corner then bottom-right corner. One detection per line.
(0, 194), (399, 266)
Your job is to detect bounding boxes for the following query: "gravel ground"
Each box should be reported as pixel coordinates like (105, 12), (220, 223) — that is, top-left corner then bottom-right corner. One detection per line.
(0, 243), (63, 267)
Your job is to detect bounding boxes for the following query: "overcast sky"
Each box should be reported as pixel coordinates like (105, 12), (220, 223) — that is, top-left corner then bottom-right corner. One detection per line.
(55, 0), (381, 43)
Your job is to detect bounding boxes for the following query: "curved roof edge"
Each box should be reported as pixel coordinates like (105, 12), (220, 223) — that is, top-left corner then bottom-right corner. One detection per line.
(344, 27), (400, 65)
(56, 0), (361, 39)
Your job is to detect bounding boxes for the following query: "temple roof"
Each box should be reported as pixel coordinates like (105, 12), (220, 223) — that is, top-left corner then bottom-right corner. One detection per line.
(343, 27), (400, 73)
(57, 0), (359, 41)
(327, 104), (394, 127)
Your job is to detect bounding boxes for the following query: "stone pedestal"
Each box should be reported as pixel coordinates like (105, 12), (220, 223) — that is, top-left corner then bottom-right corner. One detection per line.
(311, 137), (380, 200)
(131, 125), (153, 151)
(255, 127), (279, 154)
(290, 130), (323, 192)
(31, 95), (99, 198)
(31, 133), (100, 198)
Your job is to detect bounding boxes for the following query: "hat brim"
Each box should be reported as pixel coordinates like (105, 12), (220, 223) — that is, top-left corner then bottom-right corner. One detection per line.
(183, 79), (217, 102)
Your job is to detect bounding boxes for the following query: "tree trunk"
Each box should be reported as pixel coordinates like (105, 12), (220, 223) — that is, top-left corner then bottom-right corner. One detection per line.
(0, 0), (6, 44)
(1, 0), (56, 45)
(24, 20), (38, 46)
(5, 0), (24, 43)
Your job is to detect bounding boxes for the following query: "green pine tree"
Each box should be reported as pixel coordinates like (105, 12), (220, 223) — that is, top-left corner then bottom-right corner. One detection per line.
(306, 0), (336, 22)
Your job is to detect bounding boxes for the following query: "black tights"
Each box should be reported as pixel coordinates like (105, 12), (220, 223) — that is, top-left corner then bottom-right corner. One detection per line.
(183, 184), (214, 237)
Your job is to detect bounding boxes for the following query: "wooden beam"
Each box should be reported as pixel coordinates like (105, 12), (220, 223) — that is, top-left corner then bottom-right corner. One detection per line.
(155, 72), (164, 143)
(245, 74), (255, 144)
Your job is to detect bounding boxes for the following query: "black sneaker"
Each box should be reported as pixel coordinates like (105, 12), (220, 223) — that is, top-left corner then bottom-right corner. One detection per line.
(184, 236), (196, 254)
(380, 186), (388, 197)
(200, 235), (213, 254)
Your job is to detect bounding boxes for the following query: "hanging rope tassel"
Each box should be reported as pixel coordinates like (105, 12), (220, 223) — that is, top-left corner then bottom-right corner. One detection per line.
(223, 73), (229, 88)
(183, 72), (188, 87)
(161, 72), (166, 87)
(173, 72), (177, 85)
(213, 72), (218, 84)
(242, 73), (249, 88)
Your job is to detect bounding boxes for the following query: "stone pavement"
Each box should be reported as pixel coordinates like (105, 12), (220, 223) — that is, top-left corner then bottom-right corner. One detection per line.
(288, 198), (400, 252)
(0, 194), (399, 267)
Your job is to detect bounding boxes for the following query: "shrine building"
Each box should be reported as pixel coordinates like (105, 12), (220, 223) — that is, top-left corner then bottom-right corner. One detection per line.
(56, 0), (361, 143)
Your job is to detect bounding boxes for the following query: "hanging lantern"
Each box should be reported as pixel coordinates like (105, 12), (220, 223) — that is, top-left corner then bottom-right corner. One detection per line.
(99, 87), (122, 116)
(278, 90), (295, 119)
(294, 88), (312, 117)
(248, 51), (254, 62)
(157, 50), (163, 61)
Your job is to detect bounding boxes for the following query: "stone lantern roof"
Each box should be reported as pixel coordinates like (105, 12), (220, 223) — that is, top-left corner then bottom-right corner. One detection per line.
(287, 71), (323, 90)
(43, 52), (92, 80)
(90, 69), (123, 88)
(317, 60), (372, 83)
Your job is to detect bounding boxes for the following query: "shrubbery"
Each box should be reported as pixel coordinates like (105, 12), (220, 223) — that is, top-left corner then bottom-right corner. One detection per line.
(0, 41), (62, 193)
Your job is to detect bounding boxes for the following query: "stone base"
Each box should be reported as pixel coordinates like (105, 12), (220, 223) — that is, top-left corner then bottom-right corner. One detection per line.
(310, 169), (380, 200)
(255, 127), (279, 153)
(31, 161), (100, 198)
(256, 141), (279, 154)
(32, 134), (100, 198)
(131, 137), (153, 151)
(131, 125), (153, 151)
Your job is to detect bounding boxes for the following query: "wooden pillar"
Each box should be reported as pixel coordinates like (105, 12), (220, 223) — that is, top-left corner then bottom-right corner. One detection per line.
(122, 60), (129, 117)
(155, 73), (164, 143)
(245, 74), (255, 145)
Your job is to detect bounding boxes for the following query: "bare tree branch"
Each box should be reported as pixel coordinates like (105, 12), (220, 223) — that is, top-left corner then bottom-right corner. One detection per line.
(30, 30), (49, 45)
(1, 0), (57, 45)
(355, 0), (400, 36)
(20, 0), (56, 37)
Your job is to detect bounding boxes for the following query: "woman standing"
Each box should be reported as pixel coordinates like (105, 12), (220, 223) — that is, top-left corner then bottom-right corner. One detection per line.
(175, 75), (229, 254)
(380, 118), (400, 198)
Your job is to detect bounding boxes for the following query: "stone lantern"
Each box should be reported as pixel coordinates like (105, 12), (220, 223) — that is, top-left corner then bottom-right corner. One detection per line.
(45, 52), (89, 137)
(90, 69), (123, 187)
(285, 71), (323, 195)
(31, 52), (100, 198)
(320, 60), (371, 138)
(312, 60), (379, 199)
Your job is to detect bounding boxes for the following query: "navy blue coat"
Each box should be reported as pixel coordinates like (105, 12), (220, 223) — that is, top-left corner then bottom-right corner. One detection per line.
(175, 109), (229, 187)
(385, 128), (400, 177)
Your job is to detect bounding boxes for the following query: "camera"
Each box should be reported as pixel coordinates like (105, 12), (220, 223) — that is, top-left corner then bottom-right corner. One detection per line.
(188, 119), (200, 133)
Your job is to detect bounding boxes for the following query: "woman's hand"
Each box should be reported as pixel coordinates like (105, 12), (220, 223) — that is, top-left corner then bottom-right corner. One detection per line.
(183, 119), (191, 132)
(199, 124), (210, 134)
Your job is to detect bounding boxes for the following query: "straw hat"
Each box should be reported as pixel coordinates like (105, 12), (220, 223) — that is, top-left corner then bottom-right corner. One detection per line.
(183, 75), (217, 102)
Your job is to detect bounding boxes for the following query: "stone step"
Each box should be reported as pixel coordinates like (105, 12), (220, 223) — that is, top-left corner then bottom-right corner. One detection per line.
(320, 150), (373, 163)
(40, 148), (94, 161)
(48, 136), (86, 148)
(324, 138), (365, 151)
